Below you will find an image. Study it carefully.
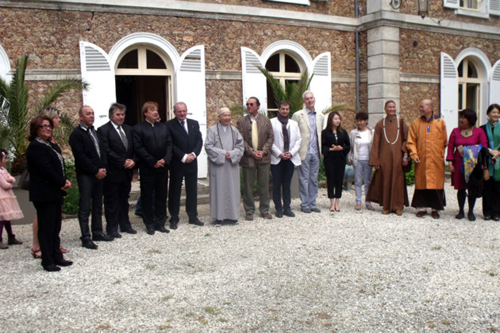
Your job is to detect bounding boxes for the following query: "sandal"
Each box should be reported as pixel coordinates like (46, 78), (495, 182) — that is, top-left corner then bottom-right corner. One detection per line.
(60, 246), (70, 254)
(31, 248), (42, 259)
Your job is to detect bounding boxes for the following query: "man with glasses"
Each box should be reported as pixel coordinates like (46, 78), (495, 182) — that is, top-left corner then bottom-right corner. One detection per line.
(69, 106), (114, 250)
(291, 91), (325, 213)
(237, 97), (274, 221)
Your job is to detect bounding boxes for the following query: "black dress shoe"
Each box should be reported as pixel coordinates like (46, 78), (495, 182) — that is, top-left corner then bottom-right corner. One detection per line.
(108, 232), (122, 239)
(55, 259), (73, 267)
(276, 211), (283, 218)
(311, 208), (321, 213)
(44, 264), (61, 272)
(468, 212), (476, 221)
(82, 239), (98, 249)
(283, 210), (295, 217)
(154, 225), (170, 233)
(493, 215), (500, 221)
(301, 208), (311, 213)
(189, 218), (204, 226)
(455, 212), (465, 220)
(146, 228), (155, 235)
(122, 228), (137, 234)
(170, 222), (178, 230)
(484, 215), (492, 221)
(92, 233), (114, 242)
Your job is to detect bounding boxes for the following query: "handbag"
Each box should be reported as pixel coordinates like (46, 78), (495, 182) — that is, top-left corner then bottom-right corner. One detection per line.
(19, 168), (30, 190)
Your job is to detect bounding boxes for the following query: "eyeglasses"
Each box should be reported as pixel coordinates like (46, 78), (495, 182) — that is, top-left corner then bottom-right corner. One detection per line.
(246, 103), (254, 106)
(39, 124), (53, 129)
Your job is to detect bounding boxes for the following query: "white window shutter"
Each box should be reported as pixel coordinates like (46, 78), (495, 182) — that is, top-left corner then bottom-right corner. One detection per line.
(309, 52), (332, 113)
(79, 41), (116, 129)
(490, 60), (500, 106)
(443, 0), (459, 9)
(176, 45), (207, 178)
(241, 47), (267, 114)
(440, 52), (458, 133)
(490, 0), (500, 15)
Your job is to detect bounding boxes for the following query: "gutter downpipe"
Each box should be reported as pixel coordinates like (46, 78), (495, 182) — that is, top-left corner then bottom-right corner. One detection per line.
(355, 0), (360, 112)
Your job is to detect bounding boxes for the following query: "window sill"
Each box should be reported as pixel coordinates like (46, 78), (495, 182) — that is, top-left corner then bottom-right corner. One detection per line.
(265, 0), (310, 5)
(455, 8), (490, 18)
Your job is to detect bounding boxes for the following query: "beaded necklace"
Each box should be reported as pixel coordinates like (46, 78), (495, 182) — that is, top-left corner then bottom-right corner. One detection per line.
(382, 116), (399, 145)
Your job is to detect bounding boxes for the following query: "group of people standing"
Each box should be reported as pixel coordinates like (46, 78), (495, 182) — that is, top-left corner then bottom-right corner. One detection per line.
(20, 89), (500, 272)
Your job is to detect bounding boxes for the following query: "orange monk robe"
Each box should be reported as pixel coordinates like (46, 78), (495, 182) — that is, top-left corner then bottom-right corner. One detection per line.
(406, 117), (448, 190)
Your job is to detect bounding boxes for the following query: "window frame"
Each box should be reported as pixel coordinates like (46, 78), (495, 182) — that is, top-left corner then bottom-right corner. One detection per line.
(265, 0), (310, 5)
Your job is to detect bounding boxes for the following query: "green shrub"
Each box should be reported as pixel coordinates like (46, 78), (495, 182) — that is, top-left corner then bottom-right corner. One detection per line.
(405, 161), (415, 186)
(62, 158), (79, 215)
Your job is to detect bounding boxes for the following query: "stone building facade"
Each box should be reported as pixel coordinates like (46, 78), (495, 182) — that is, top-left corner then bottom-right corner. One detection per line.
(1, 0), (500, 177)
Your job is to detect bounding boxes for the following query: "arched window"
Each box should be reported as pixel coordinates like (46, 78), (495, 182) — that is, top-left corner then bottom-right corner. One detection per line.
(115, 46), (173, 125)
(265, 52), (304, 111)
(458, 58), (481, 121)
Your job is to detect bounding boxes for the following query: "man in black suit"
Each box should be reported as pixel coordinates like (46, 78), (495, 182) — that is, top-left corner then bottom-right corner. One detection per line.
(166, 102), (204, 229)
(69, 106), (114, 250)
(133, 101), (172, 235)
(97, 103), (137, 238)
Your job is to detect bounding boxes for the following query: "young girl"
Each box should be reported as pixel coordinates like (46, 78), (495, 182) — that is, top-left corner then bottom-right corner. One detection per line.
(0, 149), (24, 249)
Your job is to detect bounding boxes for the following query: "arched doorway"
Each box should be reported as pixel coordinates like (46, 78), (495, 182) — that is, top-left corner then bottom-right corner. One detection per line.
(115, 45), (173, 126)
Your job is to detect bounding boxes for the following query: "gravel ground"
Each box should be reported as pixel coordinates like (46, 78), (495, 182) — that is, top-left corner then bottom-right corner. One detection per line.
(1, 183), (499, 332)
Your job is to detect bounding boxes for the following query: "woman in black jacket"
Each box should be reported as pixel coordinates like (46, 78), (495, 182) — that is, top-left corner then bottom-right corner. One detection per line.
(26, 115), (72, 272)
(322, 111), (350, 212)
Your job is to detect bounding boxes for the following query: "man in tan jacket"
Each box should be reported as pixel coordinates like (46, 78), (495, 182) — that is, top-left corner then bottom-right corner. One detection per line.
(291, 91), (325, 213)
(237, 97), (274, 220)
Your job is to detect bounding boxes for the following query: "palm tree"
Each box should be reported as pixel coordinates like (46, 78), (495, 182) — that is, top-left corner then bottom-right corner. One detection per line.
(0, 55), (88, 174)
(257, 66), (313, 114)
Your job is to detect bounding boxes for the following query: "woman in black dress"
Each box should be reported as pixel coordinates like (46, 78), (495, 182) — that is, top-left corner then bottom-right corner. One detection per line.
(322, 111), (350, 212)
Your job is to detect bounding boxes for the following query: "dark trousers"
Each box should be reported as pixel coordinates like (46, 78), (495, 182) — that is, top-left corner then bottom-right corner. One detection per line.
(33, 200), (63, 268)
(483, 178), (500, 217)
(168, 165), (198, 222)
(103, 179), (132, 234)
(324, 157), (346, 199)
(140, 168), (168, 229)
(77, 174), (104, 240)
(271, 159), (295, 213)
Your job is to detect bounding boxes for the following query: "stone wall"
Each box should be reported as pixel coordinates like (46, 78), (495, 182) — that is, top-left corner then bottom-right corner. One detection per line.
(400, 29), (500, 75)
(400, 82), (440, 121)
(400, 1), (500, 27)
(182, 0), (360, 17)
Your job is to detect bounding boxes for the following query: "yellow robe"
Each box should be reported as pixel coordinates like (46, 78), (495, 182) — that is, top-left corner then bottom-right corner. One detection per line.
(406, 117), (448, 190)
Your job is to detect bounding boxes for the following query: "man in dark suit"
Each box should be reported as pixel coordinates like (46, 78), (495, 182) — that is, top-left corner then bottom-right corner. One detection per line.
(69, 106), (114, 250)
(166, 102), (204, 229)
(133, 101), (172, 235)
(97, 103), (137, 238)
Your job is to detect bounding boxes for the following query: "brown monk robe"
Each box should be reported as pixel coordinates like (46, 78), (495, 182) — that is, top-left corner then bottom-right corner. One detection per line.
(366, 109), (409, 214)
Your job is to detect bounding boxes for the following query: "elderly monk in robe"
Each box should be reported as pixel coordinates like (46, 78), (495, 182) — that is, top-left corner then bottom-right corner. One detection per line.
(366, 100), (410, 215)
(205, 107), (245, 226)
(406, 99), (448, 219)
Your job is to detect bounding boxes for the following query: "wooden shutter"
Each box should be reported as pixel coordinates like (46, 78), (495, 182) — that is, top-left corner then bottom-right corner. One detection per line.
(79, 41), (116, 129)
(241, 47), (267, 114)
(490, 0), (500, 16)
(440, 52), (458, 132)
(176, 45), (207, 178)
(309, 52), (332, 114)
(490, 60), (500, 106)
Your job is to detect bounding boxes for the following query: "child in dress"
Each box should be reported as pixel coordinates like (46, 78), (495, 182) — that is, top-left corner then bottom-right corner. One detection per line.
(0, 149), (24, 249)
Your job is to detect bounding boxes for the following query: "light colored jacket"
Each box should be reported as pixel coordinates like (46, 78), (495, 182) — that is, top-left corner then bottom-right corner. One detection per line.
(291, 108), (325, 161)
(270, 117), (302, 166)
(348, 127), (374, 166)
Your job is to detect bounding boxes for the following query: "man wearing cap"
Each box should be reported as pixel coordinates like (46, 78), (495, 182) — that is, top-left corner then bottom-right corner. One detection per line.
(237, 97), (274, 221)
